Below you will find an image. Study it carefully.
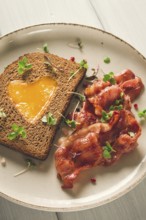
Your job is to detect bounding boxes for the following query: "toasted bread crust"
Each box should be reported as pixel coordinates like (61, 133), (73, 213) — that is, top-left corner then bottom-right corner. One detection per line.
(0, 52), (86, 159)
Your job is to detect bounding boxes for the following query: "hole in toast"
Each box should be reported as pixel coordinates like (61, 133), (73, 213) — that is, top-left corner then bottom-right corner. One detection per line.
(8, 76), (57, 123)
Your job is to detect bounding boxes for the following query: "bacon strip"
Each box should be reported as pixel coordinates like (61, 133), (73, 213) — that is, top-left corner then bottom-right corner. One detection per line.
(55, 110), (141, 188)
(55, 69), (143, 189)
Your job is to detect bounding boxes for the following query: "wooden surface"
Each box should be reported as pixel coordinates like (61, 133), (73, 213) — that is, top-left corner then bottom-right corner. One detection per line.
(0, 0), (146, 219)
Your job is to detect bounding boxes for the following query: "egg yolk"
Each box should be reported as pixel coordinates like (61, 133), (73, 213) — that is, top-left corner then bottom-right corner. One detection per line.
(8, 76), (57, 122)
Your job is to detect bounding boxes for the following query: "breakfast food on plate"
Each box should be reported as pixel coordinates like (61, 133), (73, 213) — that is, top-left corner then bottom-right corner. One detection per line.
(55, 69), (144, 188)
(0, 52), (87, 159)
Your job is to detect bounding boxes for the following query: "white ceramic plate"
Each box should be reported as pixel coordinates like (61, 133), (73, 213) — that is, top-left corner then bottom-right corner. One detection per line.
(0, 23), (146, 212)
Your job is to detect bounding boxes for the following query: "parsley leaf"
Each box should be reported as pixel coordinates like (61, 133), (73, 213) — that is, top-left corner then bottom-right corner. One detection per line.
(42, 113), (57, 126)
(18, 57), (32, 74)
(103, 72), (116, 85)
(8, 124), (27, 140)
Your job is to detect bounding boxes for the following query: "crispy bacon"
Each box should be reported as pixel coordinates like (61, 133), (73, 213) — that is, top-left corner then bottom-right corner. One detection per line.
(115, 69), (135, 84)
(85, 80), (110, 97)
(100, 110), (141, 165)
(55, 69), (143, 189)
(55, 110), (141, 188)
(120, 77), (144, 101)
(87, 85), (131, 115)
(73, 101), (97, 130)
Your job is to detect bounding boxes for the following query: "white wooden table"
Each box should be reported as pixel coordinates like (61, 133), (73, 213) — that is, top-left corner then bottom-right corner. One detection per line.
(0, 0), (146, 219)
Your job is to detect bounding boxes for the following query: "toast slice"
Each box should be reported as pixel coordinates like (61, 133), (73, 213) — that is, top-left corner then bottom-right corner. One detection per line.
(0, 52), (86, 160)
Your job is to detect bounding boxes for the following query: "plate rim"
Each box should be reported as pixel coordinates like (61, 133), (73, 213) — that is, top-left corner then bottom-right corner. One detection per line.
(0, 22), (146, 212)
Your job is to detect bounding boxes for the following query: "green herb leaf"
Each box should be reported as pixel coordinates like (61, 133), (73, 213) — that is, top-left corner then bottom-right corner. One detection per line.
(104, 57), (111, 64)
(8, 124), (27, 140)
(103, 72), (116, 85)
(103, 149), (111, 158)
(103, 142), (115, 159)
(109, 93), (124, 111)
(18, 57), (32, 74)
(68, 59), (88, 81)
(7, 132), (17, 140)
(65, 119), (77, 128)
(43, 43), (49, 53)
(79, 60), (88, 69)
(57, 112), (79, 129)
(109, 104), (123, 111)
(100, 110), (113, 123)
(138, 109), (146, 118)
(42, 113), (57, 126)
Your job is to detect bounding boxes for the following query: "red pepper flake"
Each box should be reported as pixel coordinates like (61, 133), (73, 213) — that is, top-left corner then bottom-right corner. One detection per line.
(134, 103), (138, 110)
(70, 57), (75, 62)
(90, 178), (96, 184)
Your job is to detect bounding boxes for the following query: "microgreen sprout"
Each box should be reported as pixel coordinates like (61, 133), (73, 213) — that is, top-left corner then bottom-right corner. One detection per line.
(67, 92), (86, 102)
(67, 38), (83, 50)
(103, 142), (115, 159)
(100, 110), (113, 123)
(18, 57), (32, 74)
(138, 109), (146, 119)
(43, 43), (49, 53)
(77, 38), (83, 50)
(14, 159), (35, 177)
(103, 72), (116, 85)
(71, 101), (80, 121)
(109, 93), (124, 111)
(57, 112), (80, 129)
(8, 124), (27, 140)
(42, 113), (57, 126)
(68, 60), (88, 81)
(109, 104), (123, 111)
(44, 55), (57, 73)
(85, 67), (98, 82)
(65, 119), (77, 128)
